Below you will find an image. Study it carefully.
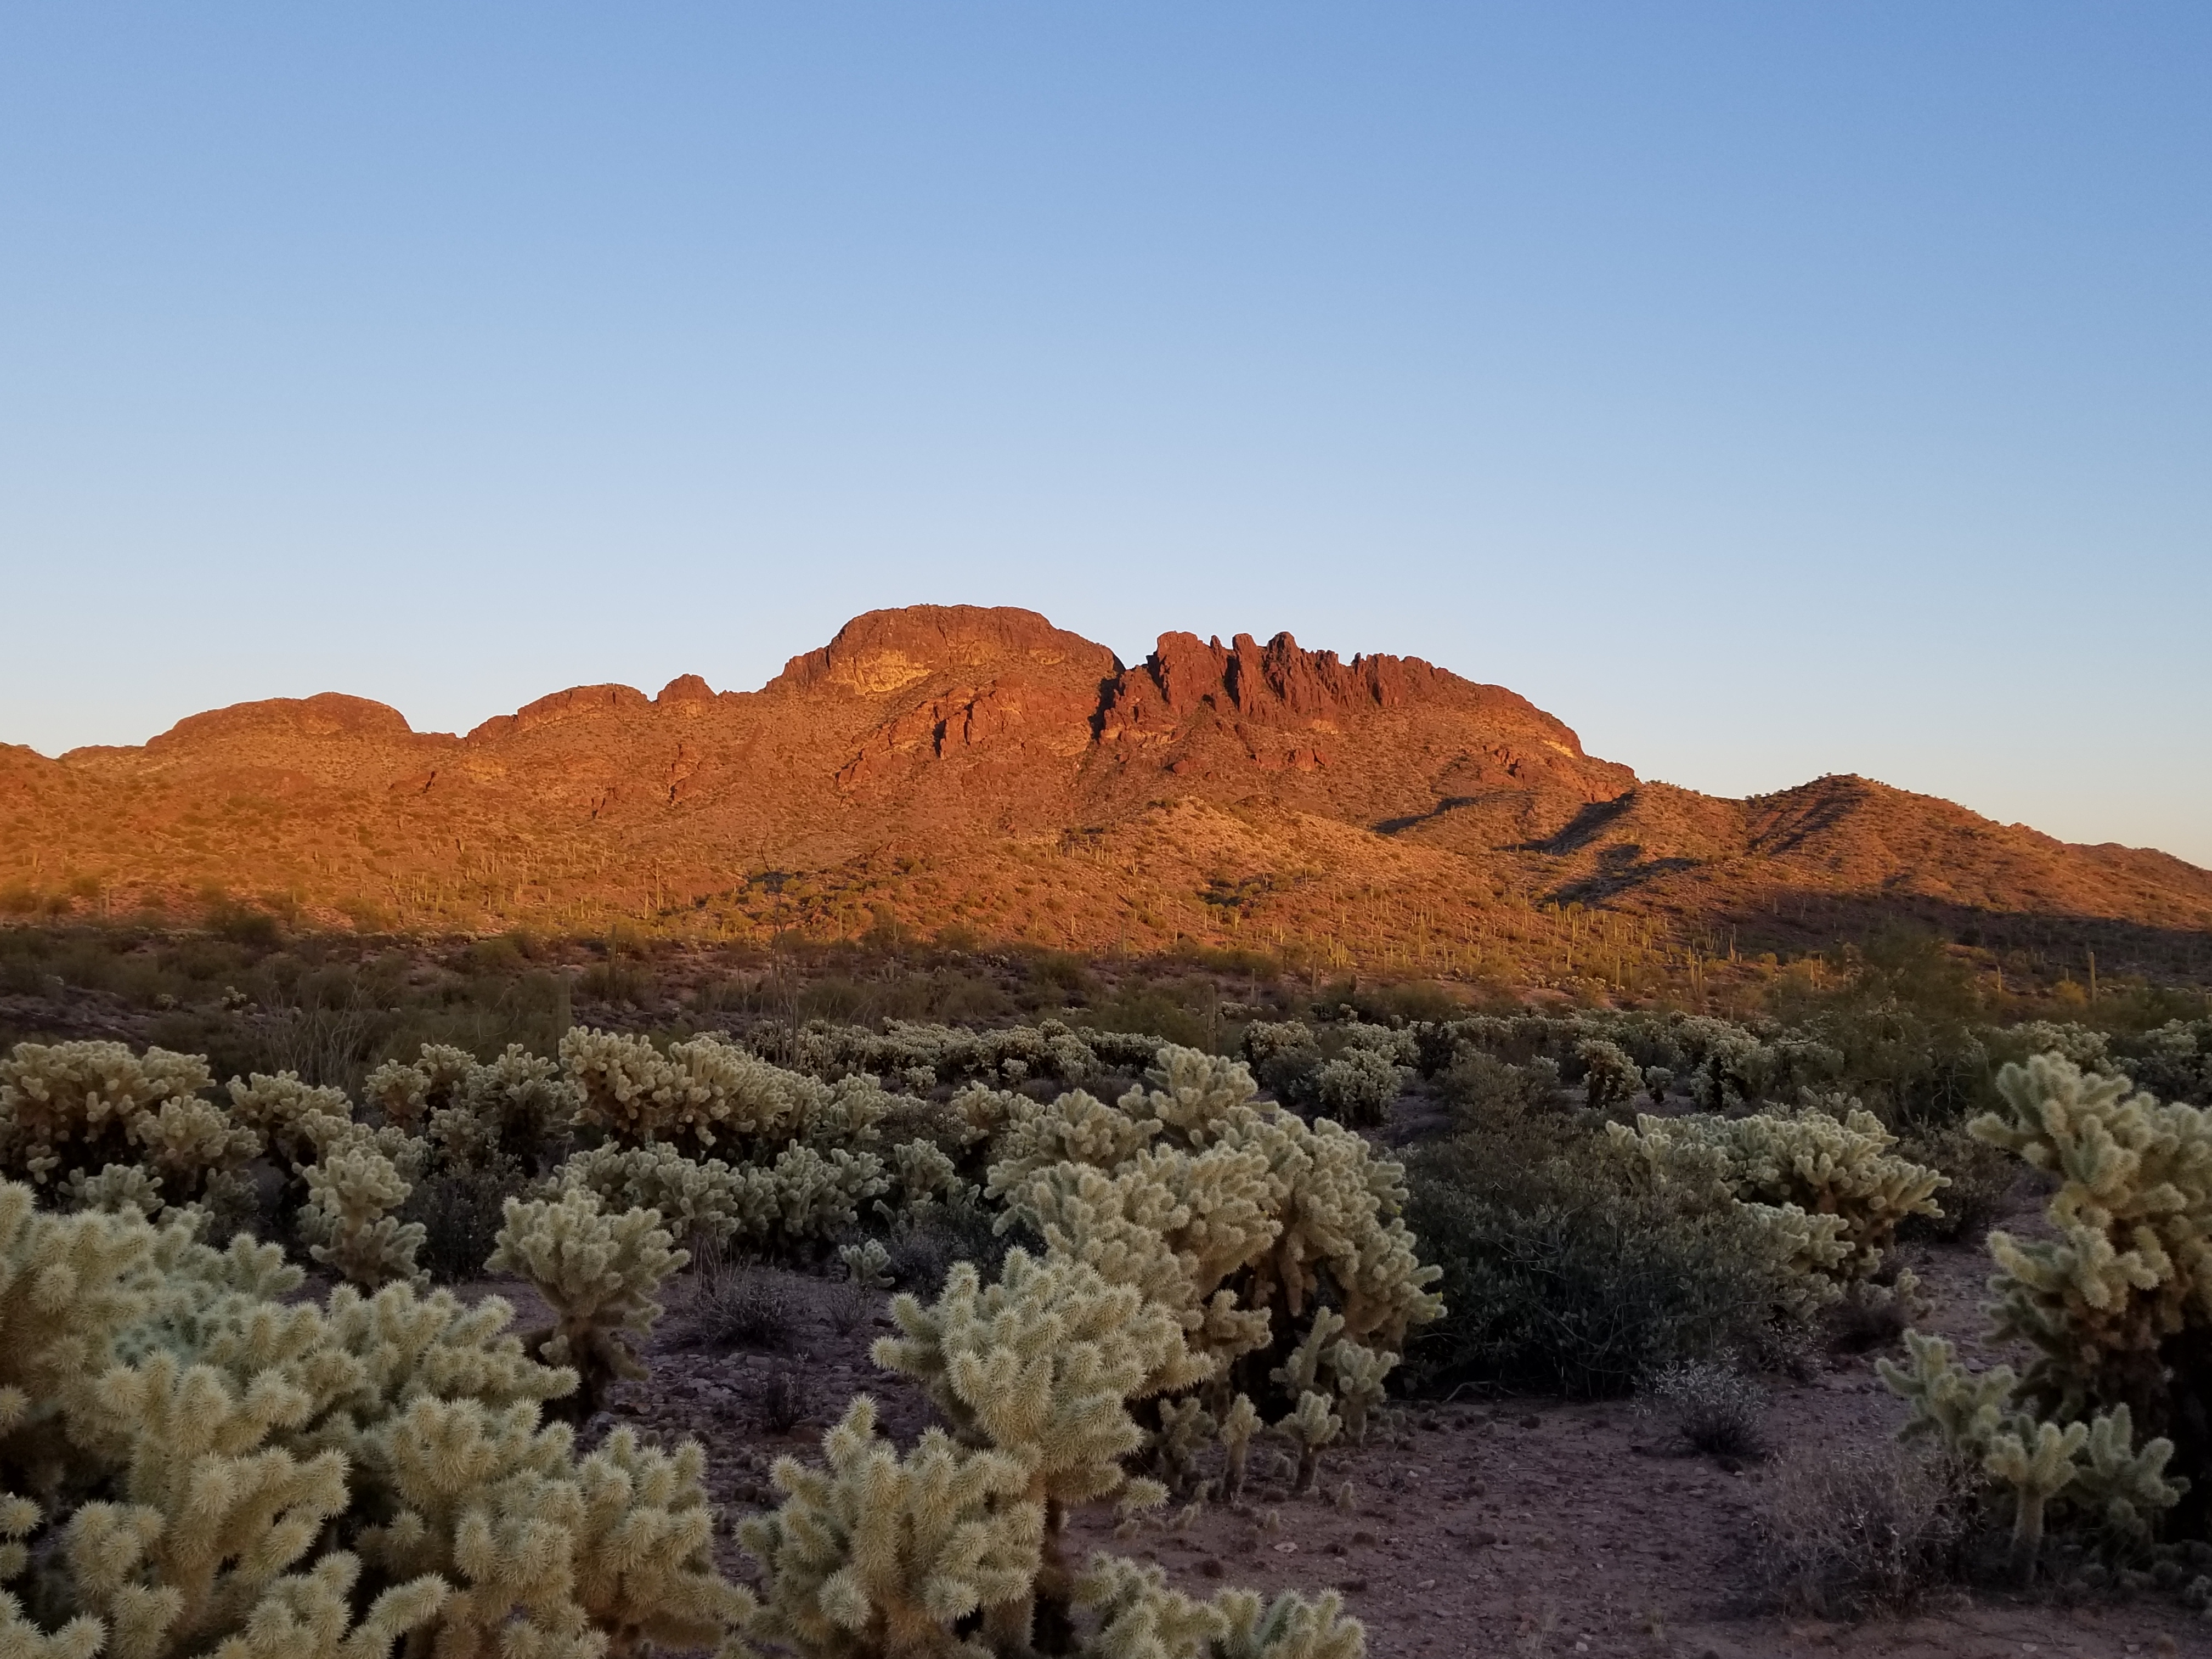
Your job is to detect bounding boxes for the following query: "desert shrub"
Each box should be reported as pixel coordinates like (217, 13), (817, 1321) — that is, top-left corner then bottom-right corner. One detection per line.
(1897, 1123), (2017, 1243)
(681, 1255), (796, 1351)
(1643, 1357), (1766, 1457)
(1751, 1444), (1973, 1616)
(1242, 1019), (1322, 1106)
(2116, 1018), (2212, 1107)
(1434, 1049), (1560, 1128)
(823, 1275), (877, 1336)
(400, 1158), (528, 1284)
(755, 1364), (811, 1434)
(1407, 1122), (1802, 1398)
(1825, 1276), (1917, 1356)
(576, 957), (654, 1004)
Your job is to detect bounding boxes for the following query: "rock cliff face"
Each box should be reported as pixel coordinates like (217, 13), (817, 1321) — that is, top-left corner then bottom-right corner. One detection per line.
(3, 605), (2207, 968)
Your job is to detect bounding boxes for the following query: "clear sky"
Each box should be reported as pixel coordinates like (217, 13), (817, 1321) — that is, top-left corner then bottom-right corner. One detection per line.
(3, 5), (2207, 864)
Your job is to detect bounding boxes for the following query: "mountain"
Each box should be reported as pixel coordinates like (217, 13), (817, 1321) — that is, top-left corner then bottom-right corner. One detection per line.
(5, 605), (2208, 978)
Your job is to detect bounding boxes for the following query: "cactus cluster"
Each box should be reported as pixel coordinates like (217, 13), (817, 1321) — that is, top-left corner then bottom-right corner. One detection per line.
(0, 1175), (755, 1658)
(1879, 1054), (2212, 1577)
(1609, 1097), (1945, 1293)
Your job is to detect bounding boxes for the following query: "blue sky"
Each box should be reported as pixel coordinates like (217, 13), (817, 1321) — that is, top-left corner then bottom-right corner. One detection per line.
(3, 5), (2207, 863)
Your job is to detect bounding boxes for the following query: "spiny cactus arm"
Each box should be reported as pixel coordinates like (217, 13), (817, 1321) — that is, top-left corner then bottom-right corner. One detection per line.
(363, 1045), (476, 1133)
(1876, 1330), (2019, 1457)
(986, 1092), (1161, 1198)
(1277, 1393), (1340, 1497)
(839, 1239), (894, 1289)
(224, 1073), (354, 1170)
(0, 1187), (161, 1444)
(1071, 1553), (1229, 1657)
(127, 1097), (262, 1199)
(0, 1593), (105, 1659)
(1269, 1310), (1343, 1400)
(890, 1138), (966, 1208)
(61, 1164), (167, 1220)
(1323, 1343), (1395, 1448)
(1152, 1398), (1217, 1498)
(314, 1282), (575, 1421)
(2063, 1404), (2185, 1550)
(66, 1349), (362, 1655)
(346, 1393), (586, 1650)
(1219, 1395), (1259, 1505)
(1984, 1418), (2087, 1578)
(1121, 1048), (1264, 1149)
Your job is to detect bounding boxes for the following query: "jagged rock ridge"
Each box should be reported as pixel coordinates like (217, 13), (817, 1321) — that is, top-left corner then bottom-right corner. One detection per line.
(3, 605), (2207, 969)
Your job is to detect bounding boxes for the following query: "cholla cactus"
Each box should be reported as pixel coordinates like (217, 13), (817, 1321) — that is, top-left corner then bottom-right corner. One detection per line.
(572, 1426), (758, 1654)
(488, 1186), (687, 1421)
(0, 1171), (764, 1658)
(985, 1092), (1161, 1194)
(875, 1250), (1195, 1510)
(298, 1143), (425, 1289)
(363, 1043), (476, 1132)
(1219, 1394), (1260, 1504)
(131, 1094), (262, 1200)
(839, 1239), (894, 1289)
(1006, 1148), (1279, 1381)
(1073, 1554), (1363, 1659)
(1269, 1309), (1342, 1400)
(1276, 1392), (1341, 1497)
(561, 1028), (821, 1158)
(1324, 1342), (1395, 1447)
(1576, 1038), (1642, 1113)
(369, 1043), (577, 1176)
(0, 1041), (218, 1187)
(769, 1144), (891, 1245)
(887, 1137), (965, 1209)
(561, 1142), (754, 1251)
(740, 1395), (1040, 1658)
(62, 1163), (168, 1220)
(225, 1072), (351, 1170)
(1880, 1330), (2180, 1578)
(1609, 1101), (1944, 1285)
(1153, 1396), (1217, 1499)
(1971, 1055), (2212, 1427)
(1311, 1050), (1406, 1128)
(949, 1084), (1027, 1155)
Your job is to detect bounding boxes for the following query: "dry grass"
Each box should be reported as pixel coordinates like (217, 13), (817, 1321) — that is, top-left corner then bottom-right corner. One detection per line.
(1750, 1443), (1973, 1617)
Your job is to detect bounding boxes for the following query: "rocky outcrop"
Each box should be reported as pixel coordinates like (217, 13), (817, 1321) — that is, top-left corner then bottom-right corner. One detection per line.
(7, 606), (2207, 957)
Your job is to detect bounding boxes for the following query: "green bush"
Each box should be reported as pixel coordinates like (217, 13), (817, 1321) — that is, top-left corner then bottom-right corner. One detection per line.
(1407, 1116), (1800, 1398)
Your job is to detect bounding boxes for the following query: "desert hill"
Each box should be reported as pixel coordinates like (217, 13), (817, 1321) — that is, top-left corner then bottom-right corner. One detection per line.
(4, 605), (2207, 979)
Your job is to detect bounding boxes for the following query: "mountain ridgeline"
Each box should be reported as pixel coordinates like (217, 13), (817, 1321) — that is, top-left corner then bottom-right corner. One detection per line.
(5, 605), (2208, 978)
